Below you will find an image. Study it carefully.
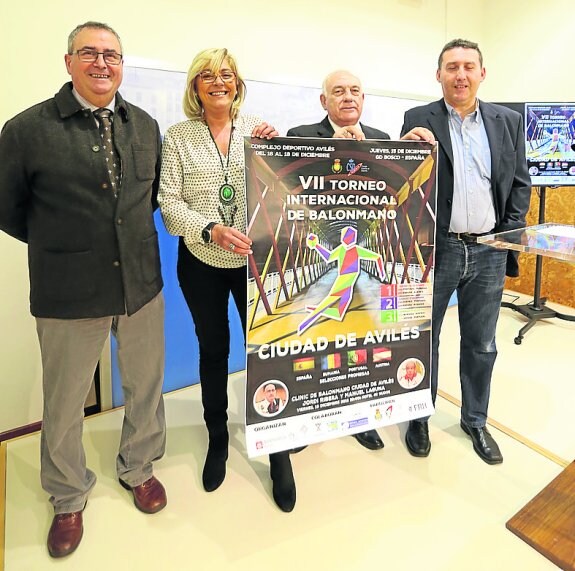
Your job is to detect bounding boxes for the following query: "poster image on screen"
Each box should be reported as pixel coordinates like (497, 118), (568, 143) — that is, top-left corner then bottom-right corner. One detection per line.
(525, 103), (575, 186)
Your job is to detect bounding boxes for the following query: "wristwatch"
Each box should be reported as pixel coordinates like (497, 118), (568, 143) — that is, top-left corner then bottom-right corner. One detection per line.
(201, 222), (217, 243)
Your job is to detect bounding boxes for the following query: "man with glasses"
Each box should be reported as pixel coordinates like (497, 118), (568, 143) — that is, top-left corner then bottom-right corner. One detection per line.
(0, 21), (167, 558)
(257, 383), (286, 416)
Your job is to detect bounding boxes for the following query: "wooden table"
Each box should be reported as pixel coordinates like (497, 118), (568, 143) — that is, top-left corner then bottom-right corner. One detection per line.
(507, 461), (575, 570)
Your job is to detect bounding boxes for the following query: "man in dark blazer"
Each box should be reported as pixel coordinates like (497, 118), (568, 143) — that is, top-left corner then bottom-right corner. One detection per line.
(401, 39), (531, 464)
(259, 383), (285, 416)
(0, 22), (167, 557)
(288, 70), (433, 451)
(288, 70), (386, 450)
(287, 112), (389, 140)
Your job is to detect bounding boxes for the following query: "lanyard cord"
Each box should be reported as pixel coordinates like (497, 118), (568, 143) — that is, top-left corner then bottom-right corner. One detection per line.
(207, 121), (234, 183)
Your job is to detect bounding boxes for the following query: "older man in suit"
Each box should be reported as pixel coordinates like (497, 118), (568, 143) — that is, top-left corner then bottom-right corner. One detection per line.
(288, 70), (386, 450)
(287, 69), (389, 142)
(400, 39), (531, 464)
(288, 69), (432, 452)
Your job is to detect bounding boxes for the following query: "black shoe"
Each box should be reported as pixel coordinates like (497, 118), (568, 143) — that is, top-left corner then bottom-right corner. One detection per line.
(405, 420), (431, 457)
(269, 452), (296, 512)
(202, 432), (229, 492)
(353, 430), (384, 450)
(460, 422), (503, 465)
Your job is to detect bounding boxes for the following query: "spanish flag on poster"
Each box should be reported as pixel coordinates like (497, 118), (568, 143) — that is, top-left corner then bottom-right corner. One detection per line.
(293, 357), (315, 372)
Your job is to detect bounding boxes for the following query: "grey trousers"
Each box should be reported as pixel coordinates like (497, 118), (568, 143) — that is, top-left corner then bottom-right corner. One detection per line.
(36, 293), (166, 514)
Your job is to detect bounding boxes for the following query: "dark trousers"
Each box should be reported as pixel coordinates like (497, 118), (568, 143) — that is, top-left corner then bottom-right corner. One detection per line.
(177, 240), (246, 437)
(178, 240), (290, 469)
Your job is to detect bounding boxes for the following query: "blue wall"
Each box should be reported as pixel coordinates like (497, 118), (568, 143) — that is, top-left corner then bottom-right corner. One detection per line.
(111, 212), (246, 407)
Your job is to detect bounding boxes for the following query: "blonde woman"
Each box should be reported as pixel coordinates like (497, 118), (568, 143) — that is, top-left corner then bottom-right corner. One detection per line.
(159, 48), (296, 512)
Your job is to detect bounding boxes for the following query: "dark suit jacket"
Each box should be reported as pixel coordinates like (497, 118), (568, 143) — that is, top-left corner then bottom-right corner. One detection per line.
(401, 99), (531, 277)
(287, 116), (390, 140)
(0, 82), (163, 318)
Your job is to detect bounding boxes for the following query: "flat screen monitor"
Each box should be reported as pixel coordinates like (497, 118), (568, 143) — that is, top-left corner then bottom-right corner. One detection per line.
(525, 103), (575, 186)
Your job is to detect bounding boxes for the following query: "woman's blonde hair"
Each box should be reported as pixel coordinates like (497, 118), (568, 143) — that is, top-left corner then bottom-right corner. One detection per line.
(182, 48), (246, 121)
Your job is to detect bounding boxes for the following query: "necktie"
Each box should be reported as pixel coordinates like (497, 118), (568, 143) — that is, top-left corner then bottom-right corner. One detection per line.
(93, 108), (121, 195)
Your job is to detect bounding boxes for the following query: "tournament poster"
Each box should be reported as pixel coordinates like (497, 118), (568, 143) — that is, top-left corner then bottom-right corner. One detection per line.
(244, 137), (436, 457)
(525, 103), (575, 186)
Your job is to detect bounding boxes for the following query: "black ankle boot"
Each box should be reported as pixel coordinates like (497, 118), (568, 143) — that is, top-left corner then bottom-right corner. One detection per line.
(269, 452), (296, 512)
(202, 432), (228, 492)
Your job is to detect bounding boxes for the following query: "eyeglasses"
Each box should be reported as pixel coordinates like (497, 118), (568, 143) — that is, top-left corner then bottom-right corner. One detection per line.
(197, 70), (236, 84)
(74, 49), (123, 65)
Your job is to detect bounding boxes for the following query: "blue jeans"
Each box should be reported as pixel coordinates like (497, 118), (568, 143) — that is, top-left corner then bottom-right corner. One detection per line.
(423, 236), (507, 427)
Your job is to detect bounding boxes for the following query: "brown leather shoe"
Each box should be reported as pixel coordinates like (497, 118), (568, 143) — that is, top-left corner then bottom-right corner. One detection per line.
(120, 476), (167, 514)
(47, 510), (84, 558)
